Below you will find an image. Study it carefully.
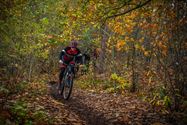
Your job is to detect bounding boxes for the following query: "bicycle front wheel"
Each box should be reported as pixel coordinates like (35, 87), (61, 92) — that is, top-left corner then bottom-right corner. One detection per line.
(61, 71), (74, 100)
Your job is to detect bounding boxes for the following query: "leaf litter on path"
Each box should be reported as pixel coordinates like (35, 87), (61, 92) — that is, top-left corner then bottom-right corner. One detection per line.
(49, 82), (172, 125)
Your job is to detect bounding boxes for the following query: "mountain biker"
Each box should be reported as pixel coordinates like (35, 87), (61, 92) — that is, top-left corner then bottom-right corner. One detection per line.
(58, 40), (81, 90)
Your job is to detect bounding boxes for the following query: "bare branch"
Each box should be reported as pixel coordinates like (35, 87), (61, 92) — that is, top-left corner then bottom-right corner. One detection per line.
(105, 0), (152, 20)
(104, 2), (129, 15)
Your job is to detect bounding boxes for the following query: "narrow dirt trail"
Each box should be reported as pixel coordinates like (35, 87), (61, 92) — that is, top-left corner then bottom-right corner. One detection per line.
(49, 82), (171, 125)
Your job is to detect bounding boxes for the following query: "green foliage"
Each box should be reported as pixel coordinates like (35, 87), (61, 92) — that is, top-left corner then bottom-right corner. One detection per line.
(48, 38), (57, 44)
(11, 101), (28, 123)
(41, 17), (49, 25)
(145, 86), (172, 109)
(15, 81), (28, 93)
(163, 96), (171, 108)
(24, 120), (33, 125)
(10, 99), (50, 124)
(110, 73), (130, 90)
(77, 76), (99, 89)
(159, 86), (166, 99)
(32, 110), (48, 121)
(0, 85), (10, 95)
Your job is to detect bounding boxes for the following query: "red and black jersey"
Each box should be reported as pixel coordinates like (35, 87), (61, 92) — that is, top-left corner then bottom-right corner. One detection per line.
(59, 46), (81, 62)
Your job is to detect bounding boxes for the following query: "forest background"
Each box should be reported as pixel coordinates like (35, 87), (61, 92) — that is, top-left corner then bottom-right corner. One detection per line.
(0, 0), (186, 124)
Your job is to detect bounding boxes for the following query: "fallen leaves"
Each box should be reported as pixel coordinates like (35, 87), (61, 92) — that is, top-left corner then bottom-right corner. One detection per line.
(5, 82), (85, 125)
(60, 88), (171, 125)
(3, 81), (173, 125)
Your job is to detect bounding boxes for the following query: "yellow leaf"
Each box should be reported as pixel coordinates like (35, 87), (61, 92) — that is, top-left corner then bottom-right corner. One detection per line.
(116, 40), (126, 51)
(135, 44), (141, 49)
(144, 51), (149, 57)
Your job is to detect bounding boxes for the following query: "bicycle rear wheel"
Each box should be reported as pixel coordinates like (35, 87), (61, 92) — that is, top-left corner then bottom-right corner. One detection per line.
(61, 71), (74, 100)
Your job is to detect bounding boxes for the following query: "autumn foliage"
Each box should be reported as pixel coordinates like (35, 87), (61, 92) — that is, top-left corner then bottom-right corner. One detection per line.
(0, 0), (186, 124)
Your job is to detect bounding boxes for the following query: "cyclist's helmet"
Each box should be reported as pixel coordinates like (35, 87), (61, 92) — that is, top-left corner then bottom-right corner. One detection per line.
(70, 40), (78, 48)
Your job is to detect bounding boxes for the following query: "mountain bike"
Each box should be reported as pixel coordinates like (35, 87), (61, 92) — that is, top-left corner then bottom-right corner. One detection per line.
(60, 54), (81, 100)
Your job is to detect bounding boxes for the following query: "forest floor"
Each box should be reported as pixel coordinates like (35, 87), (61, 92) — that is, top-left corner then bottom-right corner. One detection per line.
(0, 79), (178, 125)
(48, 81), (172, 125)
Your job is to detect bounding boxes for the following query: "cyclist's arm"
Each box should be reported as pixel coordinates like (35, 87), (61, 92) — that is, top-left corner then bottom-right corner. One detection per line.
(59, 50), (65, 60)
(59, 47), (69, 63)
(76, 48), (81, 56)
(75, 49), (82, 63)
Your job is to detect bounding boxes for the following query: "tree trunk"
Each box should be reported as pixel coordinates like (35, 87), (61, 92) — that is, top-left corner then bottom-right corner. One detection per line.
(98, 25), (108, 73)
